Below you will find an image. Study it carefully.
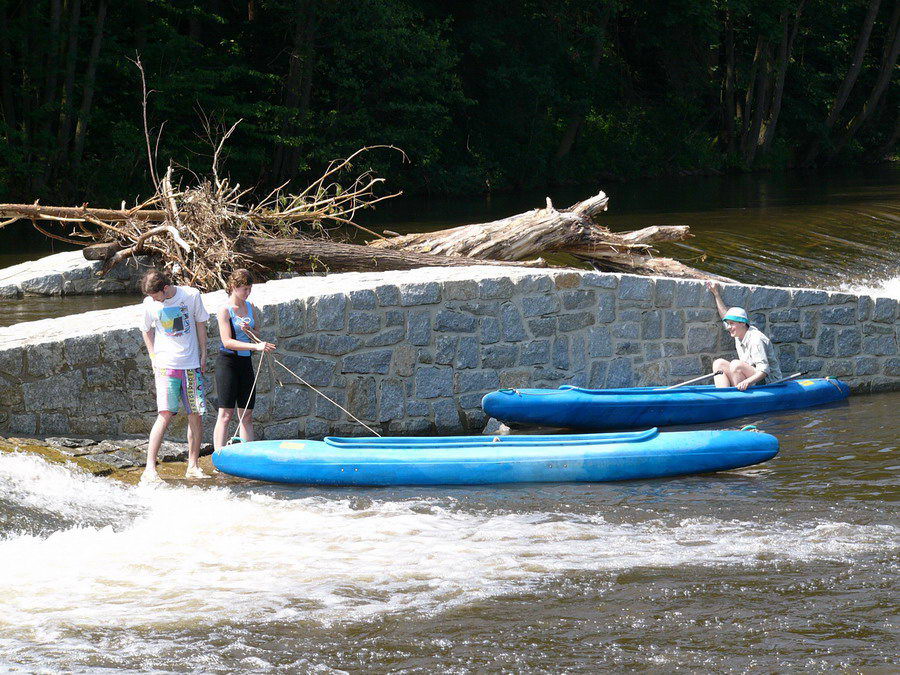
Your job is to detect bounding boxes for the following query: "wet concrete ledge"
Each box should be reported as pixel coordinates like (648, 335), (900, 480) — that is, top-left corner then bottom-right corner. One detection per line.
(0, 265), (897, 439)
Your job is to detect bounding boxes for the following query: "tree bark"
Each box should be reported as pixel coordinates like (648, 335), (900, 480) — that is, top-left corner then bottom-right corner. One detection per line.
(72, 0), (108, 174)
(742, 38), (773, 163)
(722, 12), (737, 155)
(832, 1), (900, 155)
(762, 3), (805, 154)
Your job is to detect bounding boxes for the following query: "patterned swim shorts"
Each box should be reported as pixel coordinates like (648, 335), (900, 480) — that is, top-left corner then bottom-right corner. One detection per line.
(155, 367), (206, 414)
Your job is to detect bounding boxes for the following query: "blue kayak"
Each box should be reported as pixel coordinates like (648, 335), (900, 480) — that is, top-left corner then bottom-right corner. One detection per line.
(212, 428), (778, 486)
(482, 377), (850, 430)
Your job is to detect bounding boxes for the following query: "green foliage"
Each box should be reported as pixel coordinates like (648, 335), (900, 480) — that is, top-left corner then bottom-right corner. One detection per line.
(0, 0), (895, 204)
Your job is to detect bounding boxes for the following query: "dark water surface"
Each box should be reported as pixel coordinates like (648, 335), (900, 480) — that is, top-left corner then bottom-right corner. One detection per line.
(0, 393), (896, 671)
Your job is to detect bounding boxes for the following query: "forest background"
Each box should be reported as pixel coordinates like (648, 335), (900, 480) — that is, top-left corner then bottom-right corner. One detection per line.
(0, 0), (897, 208)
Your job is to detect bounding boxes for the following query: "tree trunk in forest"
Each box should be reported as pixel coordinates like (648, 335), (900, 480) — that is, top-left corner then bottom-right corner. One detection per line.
(272, 1), (317, 184)
(722, 13), (737, 155)
(802, 0), (882, 165)
(553, 7), (611, 166)
(743, 38), (773, 164)
(740, 34), (765, 145)
(832, 2), (900, 156)
(55, 0), (83, 180)
(72, 0), (108, 174)
(762, 3), (804, 154)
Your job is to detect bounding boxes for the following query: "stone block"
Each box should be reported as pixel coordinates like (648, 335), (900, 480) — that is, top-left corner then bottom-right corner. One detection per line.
(685, 308), (717, 323)
(399, 282), (441, 306)
(856, 296), (872, 322)
(455, 300), (499, 317)
(305, 418), (331, 440)
(571, 334), (586, 372)
(393, 345), (416, 377)
(318, 335), (362, 356)
(769, 308), (800, 323)
(348, 311), (380, 334)
(341, 349), (393, 375)
(434, 279), (473, 301)
(686, 326), (717, 354)
(615, 341), (641, 355)
(348, 289), (377, 309)
(499, 369), (531, 388)
(792, 289), (828, 307)
(261, 420), (300, 441)
(277, 300), (306, 337)
(313, 294), (347, 331)
(500, 303), (527, 341)
(673, 280), (705, 307)
(407, 399), (430, 417)
(873, 297), (897, 323)
(854, 356), (878, 376)
(777, 345), (797, 373)
(582, 272), (619, 289)
(407, 311), (432, 345)
(455, 337), (479, 369)
(23, 370), (85, 411)
(478, 277), (514, 300)
(385, 310), (405, 326)
(664, 311), (685, 339)
(481, 344), (518, 369)
(515, 275), (554, 293)
(796, 358), (824, 373)
(24, 342), (66, 378)
(456, 369), (500, 393)
(415, 366), (453, 398)
(521, 340), (551, 365)
(554, 272), (582, 289)
(664, 341), (685, 356)
(801, 311), (818, 339)
(557, 312), (594, 332)
(365, 327), (406, 347)
(589, 326), (612, 357)
(654, 278), (675, 307)
(618, 276), (653, 302)
(389, 418), (433, 435)
(283, 335), (318, 353)
(522, 294), (559, 317)
(720, 284), (749, 308)
(375, 284), (400, 306)
(83, 363), (123, 387)
(281, 354), (335, 385)
(562, 289), (596, 310)
(379, 379), (405, 421)
(669, 356), (702, 377)
(435, 310), (477, 333)
(588, 361), (607, 387)
(835, 329), (861, 357)
(480, 316), (501, 344)
(0, 348), (23, 376)
(101, 332), (144, 362)
(596, 292), (616, 323)
(552, 336), (570, 370)
(271, 387), (311, 420)
(347, 377), (377, 420)
(612, 322), (639, 340)
(434, 336), (458, 365)
(749, 287), (790, 311)
(63, 335), (102, 367)
(527, 317), (556, 338)
(606, 358), (634, 388)
(817, 326), (836, 358)
(827, 292), (855, 305)
(433, 398), (461, 432)
(641, 310), (662, 340)
(821, 306), (855, 325)
(884, 358), (900, 377)
(862, 335), (897, 356)
(316, 390), (346, 420)
(644, 343), (662, 361)
(21, 273), (64, 295)
(772, 324), (803, 343)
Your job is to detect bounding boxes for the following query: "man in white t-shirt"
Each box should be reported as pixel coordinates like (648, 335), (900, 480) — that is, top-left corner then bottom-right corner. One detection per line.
(706, 282), (783, 390)
(139, 269), (210, 483)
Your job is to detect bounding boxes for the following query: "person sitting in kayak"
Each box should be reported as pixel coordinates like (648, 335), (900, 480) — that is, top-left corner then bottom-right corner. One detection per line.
(706, 281), (783, 390)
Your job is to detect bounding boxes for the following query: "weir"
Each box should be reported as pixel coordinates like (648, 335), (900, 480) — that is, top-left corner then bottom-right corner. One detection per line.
(0, 266), (897, 439)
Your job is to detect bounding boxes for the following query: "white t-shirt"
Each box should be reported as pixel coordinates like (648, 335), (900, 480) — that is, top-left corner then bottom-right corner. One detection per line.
(141, 286), (209, 369)
(735, 325), (783, 380)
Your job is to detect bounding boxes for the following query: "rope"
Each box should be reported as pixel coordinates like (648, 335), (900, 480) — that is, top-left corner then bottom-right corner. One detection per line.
(242, 326), (382, 438)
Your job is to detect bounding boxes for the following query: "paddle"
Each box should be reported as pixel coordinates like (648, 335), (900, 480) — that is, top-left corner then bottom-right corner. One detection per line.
(663, 370), (723, 390)
(765, 371), (807, 385)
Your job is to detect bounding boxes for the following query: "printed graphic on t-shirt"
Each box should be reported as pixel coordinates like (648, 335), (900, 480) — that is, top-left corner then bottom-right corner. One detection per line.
(158, 304), (191, 337)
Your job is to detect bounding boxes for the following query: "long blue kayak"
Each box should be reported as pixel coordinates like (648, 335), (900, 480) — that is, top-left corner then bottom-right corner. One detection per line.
(212, 428), (778, 486)
(481, 377), (850, 430)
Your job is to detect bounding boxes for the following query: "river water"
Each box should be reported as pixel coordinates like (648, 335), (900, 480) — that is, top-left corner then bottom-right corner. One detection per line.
(0, 167), (898, 671)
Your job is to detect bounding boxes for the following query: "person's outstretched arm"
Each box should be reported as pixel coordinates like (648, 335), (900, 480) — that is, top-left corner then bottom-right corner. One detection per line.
(706, 281), (728, 319)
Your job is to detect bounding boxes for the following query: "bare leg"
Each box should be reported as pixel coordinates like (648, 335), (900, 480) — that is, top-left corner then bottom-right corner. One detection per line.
(186, 413), (203, 469)
(213, 408), (234, 451)
(236, 408), (255, 442)
(730, 360), (760, 388)
(712, 358), (732, 388)
(145, 411), (174, 476)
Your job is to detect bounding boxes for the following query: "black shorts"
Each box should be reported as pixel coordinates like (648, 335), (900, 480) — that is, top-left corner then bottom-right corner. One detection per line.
(215, 352), (256, 409)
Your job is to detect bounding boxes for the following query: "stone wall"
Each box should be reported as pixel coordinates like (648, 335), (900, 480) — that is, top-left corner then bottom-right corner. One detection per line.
(0, 266), (897, 439)
(0, 251), (143, 297)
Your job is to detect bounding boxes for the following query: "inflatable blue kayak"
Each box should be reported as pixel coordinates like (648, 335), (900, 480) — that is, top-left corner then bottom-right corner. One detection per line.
(482, 377), (850, 430)
(212, 428), (778, 486)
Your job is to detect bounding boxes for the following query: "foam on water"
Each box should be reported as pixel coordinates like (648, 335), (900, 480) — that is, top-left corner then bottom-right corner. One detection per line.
(837, 273), (900, 299)
(0, 452), (896, 647)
